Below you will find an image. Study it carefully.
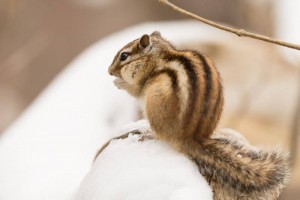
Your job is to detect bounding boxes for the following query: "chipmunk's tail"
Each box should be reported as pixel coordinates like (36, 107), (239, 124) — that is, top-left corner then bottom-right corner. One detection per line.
(180, 137), (290, 198)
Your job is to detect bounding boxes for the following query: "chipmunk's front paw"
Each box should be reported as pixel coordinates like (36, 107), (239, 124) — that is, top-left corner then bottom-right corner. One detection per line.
(113, 78), (127, 89)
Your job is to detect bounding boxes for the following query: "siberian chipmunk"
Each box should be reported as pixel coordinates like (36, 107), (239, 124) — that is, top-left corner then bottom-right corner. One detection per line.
(107, 31), (289, 199)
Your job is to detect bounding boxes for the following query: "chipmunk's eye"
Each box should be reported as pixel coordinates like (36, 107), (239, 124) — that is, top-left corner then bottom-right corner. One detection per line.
(120, 52), (129, 61)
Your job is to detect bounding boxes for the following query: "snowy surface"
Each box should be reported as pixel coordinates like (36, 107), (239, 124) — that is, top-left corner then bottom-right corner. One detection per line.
(76, 120), (212, 200)
(0, 21), (220, 200)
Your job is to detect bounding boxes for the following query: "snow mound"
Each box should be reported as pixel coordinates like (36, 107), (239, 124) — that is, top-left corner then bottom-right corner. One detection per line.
(76, 120), (212, 200)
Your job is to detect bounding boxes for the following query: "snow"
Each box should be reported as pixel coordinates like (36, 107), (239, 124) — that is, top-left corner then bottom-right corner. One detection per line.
(76, 120), (212, 200)
(0, 21), (218, 200)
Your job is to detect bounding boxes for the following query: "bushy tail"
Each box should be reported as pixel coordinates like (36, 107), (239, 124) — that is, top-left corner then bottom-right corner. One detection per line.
(181, 137), (290, 198)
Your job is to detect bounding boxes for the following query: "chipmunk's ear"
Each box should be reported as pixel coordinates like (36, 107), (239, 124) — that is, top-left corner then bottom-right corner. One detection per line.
(139, 34), (151, 49)
(151, 31), (161, 37)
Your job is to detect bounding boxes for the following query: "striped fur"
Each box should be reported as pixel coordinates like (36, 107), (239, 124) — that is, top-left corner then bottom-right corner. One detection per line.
(108, 32), (289, 199)
(108, 33), (223, 141)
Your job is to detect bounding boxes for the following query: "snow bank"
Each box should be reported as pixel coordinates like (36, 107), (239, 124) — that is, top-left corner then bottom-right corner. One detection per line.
(0, 21), (219, 200)
(76, 120), (212, 200)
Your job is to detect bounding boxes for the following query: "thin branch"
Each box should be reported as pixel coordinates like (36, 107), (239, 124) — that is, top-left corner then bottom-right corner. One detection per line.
(159, 0), (300, 51)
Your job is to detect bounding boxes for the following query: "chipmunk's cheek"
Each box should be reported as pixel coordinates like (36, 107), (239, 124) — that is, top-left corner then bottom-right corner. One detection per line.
(121, 61), (143, 85)
(121, 65), (136, 85)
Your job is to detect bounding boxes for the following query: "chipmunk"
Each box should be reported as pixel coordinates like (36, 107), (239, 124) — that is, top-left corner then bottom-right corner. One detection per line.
(106, 31), (290, 199)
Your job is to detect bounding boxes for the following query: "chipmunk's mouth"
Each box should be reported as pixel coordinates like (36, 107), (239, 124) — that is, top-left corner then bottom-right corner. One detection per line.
(113, 77), (125, 85)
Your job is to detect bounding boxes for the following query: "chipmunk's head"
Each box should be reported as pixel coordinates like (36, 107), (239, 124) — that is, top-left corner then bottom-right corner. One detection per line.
(108, 31), (174, 86)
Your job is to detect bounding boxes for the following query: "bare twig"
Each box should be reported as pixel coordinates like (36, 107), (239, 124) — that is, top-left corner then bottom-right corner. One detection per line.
(159, 0), (300, 51)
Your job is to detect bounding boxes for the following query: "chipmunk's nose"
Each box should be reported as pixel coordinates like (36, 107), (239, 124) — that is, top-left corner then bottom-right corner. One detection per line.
(108, 67), (114, 76)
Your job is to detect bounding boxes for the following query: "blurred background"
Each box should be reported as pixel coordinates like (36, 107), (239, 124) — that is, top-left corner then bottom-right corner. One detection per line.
(0, 0), (299, 199)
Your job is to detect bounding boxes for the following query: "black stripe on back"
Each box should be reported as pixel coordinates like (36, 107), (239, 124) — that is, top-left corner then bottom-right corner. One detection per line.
(193, 51), (212, 117)
(192, 51), (213, 137)
(163, 52), (198, 126)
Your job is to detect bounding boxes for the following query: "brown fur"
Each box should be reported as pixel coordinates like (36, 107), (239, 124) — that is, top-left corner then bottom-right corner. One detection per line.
(107, 32), (290, 199)
(108, 33), (223, 141)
